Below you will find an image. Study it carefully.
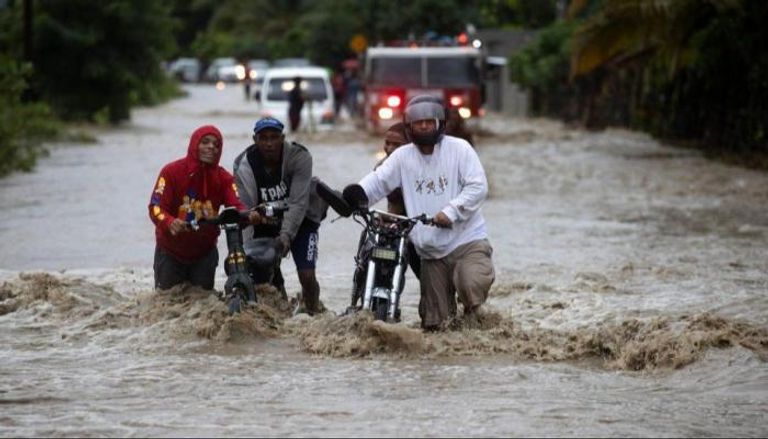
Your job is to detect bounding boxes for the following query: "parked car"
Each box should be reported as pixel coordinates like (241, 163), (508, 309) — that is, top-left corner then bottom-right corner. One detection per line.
(247, 59), (270, 79)
(247, 59), (270, 98)
(167, 57), (201, 82)
(205, 57), (238, 82)
(219, 64), (246, 82)
(258, 66), (335, 129)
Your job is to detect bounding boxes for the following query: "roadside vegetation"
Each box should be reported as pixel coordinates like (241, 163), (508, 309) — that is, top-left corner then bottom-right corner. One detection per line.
(0, 55), (56, 177)
(1, 0), (553, 177)
(1, 0), (182, 176)
(510, 0), (768, 168)
(7, 0), (765, 176)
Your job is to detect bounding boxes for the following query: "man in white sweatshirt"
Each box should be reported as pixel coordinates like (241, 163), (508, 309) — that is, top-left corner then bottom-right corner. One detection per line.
(354, 95), (495, 330)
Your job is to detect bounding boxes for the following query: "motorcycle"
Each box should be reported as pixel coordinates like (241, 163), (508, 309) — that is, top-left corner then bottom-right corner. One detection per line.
(190, 201), (288, 314)
(316, 181), (432, 322)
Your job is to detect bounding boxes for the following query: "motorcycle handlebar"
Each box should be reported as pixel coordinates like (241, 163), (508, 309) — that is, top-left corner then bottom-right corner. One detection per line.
(253, 201), (289, 218)
(190, 209), (248, 229)
(362, 209), (435, 227)
(189, 202), (289, 230)
(314, 180), (443, 228)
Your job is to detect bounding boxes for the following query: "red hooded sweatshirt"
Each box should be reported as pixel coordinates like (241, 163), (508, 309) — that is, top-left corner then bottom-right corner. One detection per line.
(148, 125), (246, 263)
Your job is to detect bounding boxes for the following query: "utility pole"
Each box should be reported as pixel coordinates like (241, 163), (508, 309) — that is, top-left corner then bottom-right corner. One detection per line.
(23, 0), (33, 62)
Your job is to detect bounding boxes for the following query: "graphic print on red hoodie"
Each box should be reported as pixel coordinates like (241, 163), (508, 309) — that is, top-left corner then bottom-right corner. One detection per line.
(148, 125), (246, 263)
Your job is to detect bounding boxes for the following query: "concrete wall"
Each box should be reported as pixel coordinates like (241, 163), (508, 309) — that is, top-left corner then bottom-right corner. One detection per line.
(476, 29), (537, 117)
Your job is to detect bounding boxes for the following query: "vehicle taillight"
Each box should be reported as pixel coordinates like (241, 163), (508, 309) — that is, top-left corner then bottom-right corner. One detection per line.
(386, 95), (401, 108)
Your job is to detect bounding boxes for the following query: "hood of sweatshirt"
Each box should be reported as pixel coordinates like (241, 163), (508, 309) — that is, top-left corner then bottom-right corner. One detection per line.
(185, 125), (223, 199)
(187, 125), (223, 165)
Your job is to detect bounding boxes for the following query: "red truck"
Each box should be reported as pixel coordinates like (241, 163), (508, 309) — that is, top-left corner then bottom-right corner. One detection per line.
(362, 45), (485, 132)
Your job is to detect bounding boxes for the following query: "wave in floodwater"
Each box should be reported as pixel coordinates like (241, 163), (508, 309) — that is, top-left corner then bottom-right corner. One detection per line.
(2, 272), (766, 371)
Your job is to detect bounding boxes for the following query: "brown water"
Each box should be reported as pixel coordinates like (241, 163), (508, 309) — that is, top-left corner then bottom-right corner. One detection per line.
(0, 84), (766, 437)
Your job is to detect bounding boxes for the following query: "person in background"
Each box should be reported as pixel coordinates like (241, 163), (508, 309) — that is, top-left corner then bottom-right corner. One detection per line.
(233, 117), (328, 315)
(331, 68), (345, 118)
(288, 76), (304, 132)
(343, 69), (360, 118)
(243, 64), (252, 101)
(375, 122), (409, 214)
(445, 107), (475, 147)
(376, 121), (421, 280)
(148, 125), (260, 291)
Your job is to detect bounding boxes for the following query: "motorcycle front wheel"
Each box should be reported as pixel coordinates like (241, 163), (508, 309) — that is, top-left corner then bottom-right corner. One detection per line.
(226, 286), (249, 315)
(227, 295), (242, 315)
(372, 298), (389, 321)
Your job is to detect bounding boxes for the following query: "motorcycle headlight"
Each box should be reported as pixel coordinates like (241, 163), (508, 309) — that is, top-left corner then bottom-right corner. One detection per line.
(371, 247), (397, 261)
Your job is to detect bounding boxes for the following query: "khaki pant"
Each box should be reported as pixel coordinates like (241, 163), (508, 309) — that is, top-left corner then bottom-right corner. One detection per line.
(419, 239), (495, 328)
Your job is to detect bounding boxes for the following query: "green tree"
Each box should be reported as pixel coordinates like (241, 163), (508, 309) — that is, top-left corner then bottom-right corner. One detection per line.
(478, 0), (558, 29)
(168, 0), (216, 58)
(181, 0), (516, 67)
(509, 21), (576, 116)
(302, 0), (362, 67)
(0, 55), (58, 177)
(512, 0), (768, 163)
(33, 0), (177, 123)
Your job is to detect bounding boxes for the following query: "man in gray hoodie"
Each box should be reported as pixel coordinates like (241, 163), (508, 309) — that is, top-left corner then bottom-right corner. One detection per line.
(233, 117), (328, 314)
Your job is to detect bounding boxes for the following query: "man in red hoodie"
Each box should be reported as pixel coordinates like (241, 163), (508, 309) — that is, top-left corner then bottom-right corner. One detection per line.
(149, 125), (260, 290)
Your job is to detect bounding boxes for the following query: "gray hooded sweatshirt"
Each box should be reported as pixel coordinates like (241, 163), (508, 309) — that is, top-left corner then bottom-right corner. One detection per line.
(233, 140), (327, 243)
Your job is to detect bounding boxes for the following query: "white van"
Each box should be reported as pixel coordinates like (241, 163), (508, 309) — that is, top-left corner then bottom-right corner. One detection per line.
(257, 66), (335, 130)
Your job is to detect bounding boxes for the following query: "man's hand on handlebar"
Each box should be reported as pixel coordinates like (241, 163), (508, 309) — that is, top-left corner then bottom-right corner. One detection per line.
(169, 218), (190, 236)
(276, 234), (291, 257)
(247, 210), (263, 225)
(432, 212), (453, 229)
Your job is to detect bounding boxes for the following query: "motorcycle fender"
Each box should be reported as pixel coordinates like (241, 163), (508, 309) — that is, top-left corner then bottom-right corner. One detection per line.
(371, 287), (391, 300)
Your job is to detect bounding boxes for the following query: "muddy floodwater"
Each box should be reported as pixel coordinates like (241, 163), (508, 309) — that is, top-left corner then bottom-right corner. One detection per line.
(1, 84), (767, 437)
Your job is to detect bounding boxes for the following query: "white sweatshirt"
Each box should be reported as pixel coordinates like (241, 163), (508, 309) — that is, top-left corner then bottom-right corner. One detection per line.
(359, 135), (488, 259)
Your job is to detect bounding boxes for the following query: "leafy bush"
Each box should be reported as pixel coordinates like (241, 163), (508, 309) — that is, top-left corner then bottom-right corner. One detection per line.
(0, 56), (58, 177)
(512, 0), (768, 164)
(509, 21), (578, 117)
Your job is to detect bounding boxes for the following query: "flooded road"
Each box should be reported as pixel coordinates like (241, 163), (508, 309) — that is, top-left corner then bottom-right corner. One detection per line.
(1, 84), (767, 437)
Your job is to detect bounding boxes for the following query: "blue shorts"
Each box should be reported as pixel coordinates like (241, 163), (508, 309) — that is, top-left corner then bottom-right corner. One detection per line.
(291, 219), (320, 270)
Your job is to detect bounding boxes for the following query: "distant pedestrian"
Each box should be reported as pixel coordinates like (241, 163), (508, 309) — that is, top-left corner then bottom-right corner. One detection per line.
(331, 68), (345, 118)
(344, 70), (360, 118)
(288, 76), (304, 132)
(243, 66), (252, 101)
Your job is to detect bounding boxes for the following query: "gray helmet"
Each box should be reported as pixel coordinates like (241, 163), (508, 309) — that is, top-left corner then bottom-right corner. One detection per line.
(403, 95), (446, 147)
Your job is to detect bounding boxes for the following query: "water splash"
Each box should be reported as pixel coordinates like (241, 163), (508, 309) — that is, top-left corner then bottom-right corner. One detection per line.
(293, 307), (768, 371)
(2, 274), (766, 370)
